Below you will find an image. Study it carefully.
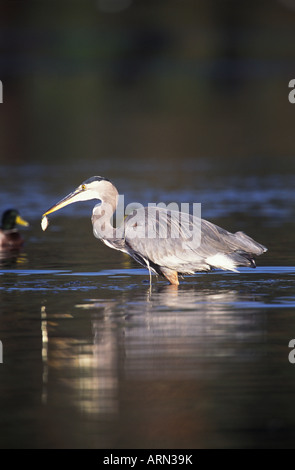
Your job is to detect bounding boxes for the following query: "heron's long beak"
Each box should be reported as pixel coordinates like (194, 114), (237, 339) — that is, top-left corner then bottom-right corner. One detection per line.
(15, 214), (29, 227)
(42, 188), (83, 218)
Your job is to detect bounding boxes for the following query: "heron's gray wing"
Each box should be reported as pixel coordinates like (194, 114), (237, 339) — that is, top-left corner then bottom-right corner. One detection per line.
(195, 219), (267, 256)
(188, 218), (267, 270)
(123, 207), (198, 272)
(124, 207), (267, 273)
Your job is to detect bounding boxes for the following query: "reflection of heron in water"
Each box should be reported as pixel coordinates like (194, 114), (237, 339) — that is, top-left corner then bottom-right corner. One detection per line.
(41, 176), (267, 286)
(0, 209), (29, 250)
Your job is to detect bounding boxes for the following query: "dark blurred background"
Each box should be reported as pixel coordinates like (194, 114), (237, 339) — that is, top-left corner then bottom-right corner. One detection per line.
(0, 0), (295, 173)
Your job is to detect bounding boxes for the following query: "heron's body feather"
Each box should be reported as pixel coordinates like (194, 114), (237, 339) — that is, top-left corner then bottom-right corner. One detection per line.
(119, 207), (266, 277)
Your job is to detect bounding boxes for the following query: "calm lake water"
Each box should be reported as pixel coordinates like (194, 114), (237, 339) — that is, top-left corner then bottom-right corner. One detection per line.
(1, 160), (295, 449)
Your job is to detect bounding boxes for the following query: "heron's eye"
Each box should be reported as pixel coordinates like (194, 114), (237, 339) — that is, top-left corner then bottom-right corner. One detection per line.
(81, 184), (86, 191)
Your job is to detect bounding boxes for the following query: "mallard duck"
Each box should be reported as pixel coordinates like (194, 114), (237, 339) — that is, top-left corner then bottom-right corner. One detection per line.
(0, 209), (29, 250)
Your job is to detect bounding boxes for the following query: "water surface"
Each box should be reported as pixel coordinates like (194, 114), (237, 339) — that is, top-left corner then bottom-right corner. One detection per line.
(1, 162), (295, 449)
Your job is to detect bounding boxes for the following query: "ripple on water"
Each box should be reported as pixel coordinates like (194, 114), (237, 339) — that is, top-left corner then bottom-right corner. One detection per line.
(0, 267), (295, 309)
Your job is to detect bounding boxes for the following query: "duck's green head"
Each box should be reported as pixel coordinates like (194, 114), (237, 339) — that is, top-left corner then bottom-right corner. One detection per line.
(1, 209), (29, 230)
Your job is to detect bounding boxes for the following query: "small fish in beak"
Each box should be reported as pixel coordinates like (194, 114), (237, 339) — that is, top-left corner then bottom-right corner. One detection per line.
(41, 215), (49, 231)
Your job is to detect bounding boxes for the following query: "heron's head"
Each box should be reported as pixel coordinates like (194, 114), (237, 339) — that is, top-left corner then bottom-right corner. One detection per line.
(42, 176), (118, 220)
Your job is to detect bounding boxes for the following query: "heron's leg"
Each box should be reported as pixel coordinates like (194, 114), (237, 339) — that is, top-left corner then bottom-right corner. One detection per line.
(145, 259), (153, 286)
(161, 268), (179, 286)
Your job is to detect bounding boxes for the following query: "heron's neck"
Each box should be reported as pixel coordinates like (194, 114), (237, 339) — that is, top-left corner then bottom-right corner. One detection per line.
(91, 193), (118, 241)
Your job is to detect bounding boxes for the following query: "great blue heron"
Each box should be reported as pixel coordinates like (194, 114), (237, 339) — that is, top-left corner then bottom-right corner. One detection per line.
(0, 209), (29, 249)
(41, 176), (267, 285)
